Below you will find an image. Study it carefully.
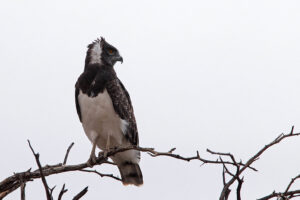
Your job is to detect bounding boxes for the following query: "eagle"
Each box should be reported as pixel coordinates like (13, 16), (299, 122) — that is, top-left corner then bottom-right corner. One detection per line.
(75, 37), (143, 186)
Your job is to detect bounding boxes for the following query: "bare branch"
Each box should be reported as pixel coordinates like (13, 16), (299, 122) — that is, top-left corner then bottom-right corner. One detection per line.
(49, 186), (56, 197)
(0, 128), (299, 199)
(207, 149), (233, 157)
(219, 130), (300, 200)
(0, 142), (269, 198)
(217, 151), (243, 200)
(290, 126), (295, 135)
(219, 157), (232, 200)
(58, 184), (68, 200)
(20, 182), (25, 200)
(221, 164), (231, 200)
(27, 140), (52, 200)
(258, 190), (300, 200)
(72, 186), (88, 200)
(79, 169), (121, 181)
(168, 147), (176, 153)
(109, 146), (257, 171)
(0, 182), (21, 199)
(219, 157), (235, 177)
(207, 149), (255, 171)
(222, 165), (226, 186)
(236, 176), (243, 200)
(258, 173), (300, 200)
(284, 174), (300, 194)
(63, 142), (74, 165)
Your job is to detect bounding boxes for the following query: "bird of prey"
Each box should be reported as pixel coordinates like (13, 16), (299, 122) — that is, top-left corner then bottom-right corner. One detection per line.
(75, 37), (143, 186)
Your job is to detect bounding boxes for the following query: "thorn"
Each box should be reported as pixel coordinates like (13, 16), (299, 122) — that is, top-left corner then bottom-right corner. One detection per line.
(290, 126), (295, 135)
(196, 151), (200, 159)
(168, 148), (176, 153)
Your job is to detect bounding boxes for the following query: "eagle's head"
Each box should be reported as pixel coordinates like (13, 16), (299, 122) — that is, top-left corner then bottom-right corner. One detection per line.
(85, 37), (123, 66)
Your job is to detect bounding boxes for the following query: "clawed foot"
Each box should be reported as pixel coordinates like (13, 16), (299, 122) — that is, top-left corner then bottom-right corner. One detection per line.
(98, 150), (108, 159)
(87, 154), (97, 167)
(98, 147), (115, 159)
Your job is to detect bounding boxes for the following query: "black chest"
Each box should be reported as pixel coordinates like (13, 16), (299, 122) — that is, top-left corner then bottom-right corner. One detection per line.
(76, 64), (116, 97)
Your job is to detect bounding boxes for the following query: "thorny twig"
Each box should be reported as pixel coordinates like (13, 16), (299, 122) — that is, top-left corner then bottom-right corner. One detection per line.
(218, 126), (300, 200)
(79, 169), (122, 181)
(72, 187), (88, 200)
(0, 127), (299, 199)
(0, 141), (256, 198)
(27, 140), (52, 200)
(258, 174), (300, 200)
(58, 184), (67, 200)
(284, 174), (300, 194)
(63, 142), (74, 165)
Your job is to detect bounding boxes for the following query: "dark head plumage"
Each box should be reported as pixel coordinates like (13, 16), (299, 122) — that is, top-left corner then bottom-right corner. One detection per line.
(85, 37), (123, 67)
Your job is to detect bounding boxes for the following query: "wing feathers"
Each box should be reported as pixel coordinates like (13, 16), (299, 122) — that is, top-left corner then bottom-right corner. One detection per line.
(106, 78), (139, 145)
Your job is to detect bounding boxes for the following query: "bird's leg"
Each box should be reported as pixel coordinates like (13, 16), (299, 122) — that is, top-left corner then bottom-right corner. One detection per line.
(103, 133), (111, 158)
(97, 134), (111, 159)
(87, 136), (99, 167)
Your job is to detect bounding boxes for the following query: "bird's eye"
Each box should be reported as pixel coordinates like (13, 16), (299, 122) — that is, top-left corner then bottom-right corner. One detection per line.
(108, 49), (114, 54)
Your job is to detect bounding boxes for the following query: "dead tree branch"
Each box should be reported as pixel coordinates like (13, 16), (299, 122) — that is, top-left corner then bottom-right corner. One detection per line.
(218, 126), (300, 200)
(0, 141), (256, 198)
(72, 186), (88, 200)
(57, 184), (67, 200)
(27, 140), (52, 200)
(63, 142), (74, 165)
(20, 182), (25, 200)
(79, 169), (122, 181)
(0, 127), (299, 199)
(284, 174), (300, 194)
(258, 174), (300, 200)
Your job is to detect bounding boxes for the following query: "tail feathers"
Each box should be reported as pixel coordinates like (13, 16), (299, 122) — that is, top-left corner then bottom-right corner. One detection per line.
(117, 161), (143, 186)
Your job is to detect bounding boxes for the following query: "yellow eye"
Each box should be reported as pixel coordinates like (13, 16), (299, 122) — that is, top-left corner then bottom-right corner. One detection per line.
(108, 49), (114, 54)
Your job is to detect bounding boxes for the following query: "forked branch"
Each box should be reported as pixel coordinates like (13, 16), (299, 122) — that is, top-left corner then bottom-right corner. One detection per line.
(0, 127), (299, 199)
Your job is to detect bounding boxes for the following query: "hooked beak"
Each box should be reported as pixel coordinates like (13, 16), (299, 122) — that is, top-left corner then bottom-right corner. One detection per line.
(115, 56), (123, 64)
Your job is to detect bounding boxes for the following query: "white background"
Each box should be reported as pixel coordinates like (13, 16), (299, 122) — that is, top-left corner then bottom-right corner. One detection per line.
(1, 0), (300, 199)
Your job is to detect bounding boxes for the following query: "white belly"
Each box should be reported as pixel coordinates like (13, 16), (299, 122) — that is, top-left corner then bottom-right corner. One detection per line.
(78, 89), (126, 149)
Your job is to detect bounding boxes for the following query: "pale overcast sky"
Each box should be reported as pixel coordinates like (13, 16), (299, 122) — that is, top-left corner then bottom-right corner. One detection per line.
(1, 0), (300, 199)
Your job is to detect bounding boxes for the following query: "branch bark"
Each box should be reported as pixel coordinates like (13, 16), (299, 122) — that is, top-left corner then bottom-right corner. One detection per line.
(27, 140), (52, 200)
(219, 126), (300, 200)
(0, 127), (299, 199)
(63, 142), (74, 165)
(258, 173), (300, 200)
(0, 143), (254, 198)
(58, 184), (67, 200)
(72, 187), (88, 200)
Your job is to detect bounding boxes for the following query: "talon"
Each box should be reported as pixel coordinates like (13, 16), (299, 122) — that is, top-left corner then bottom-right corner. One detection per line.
(98, 151), (108, 162)
(87, 160), (92, 168)
(103, 150), (108, 158)
(87, 136), (99, 167)
(87, 154), (97, 167)
(98, 151), (104, 157)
